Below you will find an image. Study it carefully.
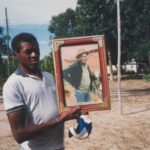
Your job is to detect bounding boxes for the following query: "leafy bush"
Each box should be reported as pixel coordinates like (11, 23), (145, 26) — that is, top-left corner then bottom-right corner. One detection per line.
(0, 76), (7, 88)
(143, 74), (150, 81)
(143, 64), (150, 74)
(40, 53), (54, 75)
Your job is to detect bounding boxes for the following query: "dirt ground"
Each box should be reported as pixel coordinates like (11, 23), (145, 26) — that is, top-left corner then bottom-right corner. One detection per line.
(0, 79), (150, 150)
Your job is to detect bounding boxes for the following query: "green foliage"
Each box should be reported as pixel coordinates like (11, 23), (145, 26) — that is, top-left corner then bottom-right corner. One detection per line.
(121, 0), (150, 63)
(49, 8), (76, 38)
(0, 25), (16, 87)
(143, 74), (150, 81)
(0, 26), (12, 56)
(0, 61), (7, 87)
(0, 75), (6, 88)
(0, 26), (3, 34)
(48, 0), (118, 64)
(0, 57), (18, 87)
(40, 52), (54, 74)
(48, 0), (150, 65)
(76, 0), (116, 35)
(75, 0), (117, 64)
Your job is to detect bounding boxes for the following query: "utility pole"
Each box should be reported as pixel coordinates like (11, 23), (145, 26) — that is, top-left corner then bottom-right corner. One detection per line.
(5, 7), (10, 76)
(117, 0), (123, 114)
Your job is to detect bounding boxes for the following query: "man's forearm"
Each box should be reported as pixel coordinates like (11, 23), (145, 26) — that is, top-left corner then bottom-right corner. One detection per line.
(8, 107), (80, 144)
(8, 113), (62, 144)
(21, 118), (62, 143)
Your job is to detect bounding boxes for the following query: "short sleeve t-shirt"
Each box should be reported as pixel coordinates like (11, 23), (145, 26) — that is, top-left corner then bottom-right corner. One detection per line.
(3, 69), (64, 150)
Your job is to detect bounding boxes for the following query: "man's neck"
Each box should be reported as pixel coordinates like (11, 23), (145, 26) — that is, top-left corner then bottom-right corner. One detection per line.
(79, 61), (86, 66)
(81, 63), (87, 67)
(19, 66), (42, 79)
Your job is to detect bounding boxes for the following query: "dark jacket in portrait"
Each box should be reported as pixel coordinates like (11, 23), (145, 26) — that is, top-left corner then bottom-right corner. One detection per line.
(63, 61), (96, 90)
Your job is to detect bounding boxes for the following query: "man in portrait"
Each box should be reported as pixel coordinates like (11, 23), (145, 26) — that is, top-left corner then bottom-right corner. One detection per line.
(63, 48), (97, 103)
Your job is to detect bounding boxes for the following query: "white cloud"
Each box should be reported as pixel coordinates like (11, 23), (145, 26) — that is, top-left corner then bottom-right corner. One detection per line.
(0, 0), (77, 25)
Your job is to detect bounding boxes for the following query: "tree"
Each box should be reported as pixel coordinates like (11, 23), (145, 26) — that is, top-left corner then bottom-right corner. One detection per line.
(121, 0), (150, 63)
(0, 26), (5, 73)
(0, 26), (12, 56)
(49, 0), (118, 64)
(0, 26), (16, 86)
(49, 8), (76, 38)
(40, 52), (54, 74)
(48, 0), (150, 65)
(75, 0), (117, 64)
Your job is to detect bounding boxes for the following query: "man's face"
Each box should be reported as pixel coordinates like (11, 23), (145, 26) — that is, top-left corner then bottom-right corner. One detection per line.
(79, 53), (88, 65)
(15, 42), (40, 71)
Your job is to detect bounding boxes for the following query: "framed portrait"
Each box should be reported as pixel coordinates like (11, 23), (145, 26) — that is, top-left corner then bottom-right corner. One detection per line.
(52, 35), (110, 112)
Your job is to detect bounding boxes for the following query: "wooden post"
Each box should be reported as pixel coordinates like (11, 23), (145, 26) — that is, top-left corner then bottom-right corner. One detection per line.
(5, 7), (10, 76)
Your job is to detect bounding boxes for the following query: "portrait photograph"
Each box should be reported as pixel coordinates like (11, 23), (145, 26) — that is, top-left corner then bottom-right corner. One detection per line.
(61, 44), (103, 106)
(52, 35), (110, 112)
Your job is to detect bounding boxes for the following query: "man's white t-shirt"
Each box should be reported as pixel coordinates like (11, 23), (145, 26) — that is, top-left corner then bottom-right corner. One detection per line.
(3, 69), (64, 150)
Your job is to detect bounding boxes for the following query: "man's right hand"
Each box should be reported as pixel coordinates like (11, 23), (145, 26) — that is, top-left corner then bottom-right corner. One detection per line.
(59, 107), (81, 122)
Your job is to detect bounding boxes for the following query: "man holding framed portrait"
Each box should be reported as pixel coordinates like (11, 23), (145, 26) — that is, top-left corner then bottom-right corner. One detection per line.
(53, 35), (110, 112)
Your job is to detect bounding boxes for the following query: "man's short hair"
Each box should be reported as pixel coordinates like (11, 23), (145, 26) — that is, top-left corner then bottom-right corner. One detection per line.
(11, 33), (39, 53)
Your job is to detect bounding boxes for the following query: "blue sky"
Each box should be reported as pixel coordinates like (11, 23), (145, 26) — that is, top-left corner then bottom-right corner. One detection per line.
(0, 0), (77, 59)
(9, 24), (51, 59)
